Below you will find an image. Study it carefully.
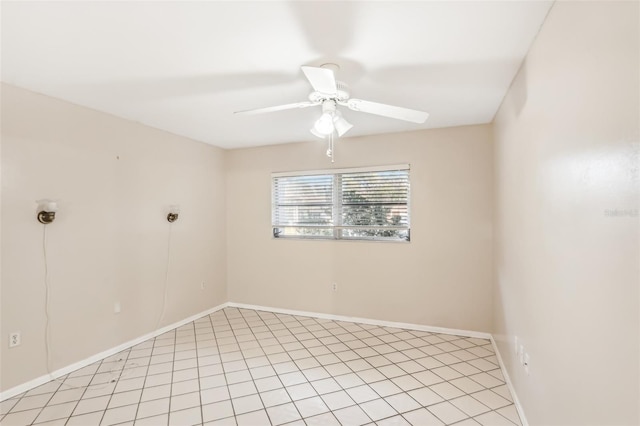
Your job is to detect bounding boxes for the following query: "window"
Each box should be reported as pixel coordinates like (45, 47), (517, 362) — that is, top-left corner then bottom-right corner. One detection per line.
(272, 165), (410, 241)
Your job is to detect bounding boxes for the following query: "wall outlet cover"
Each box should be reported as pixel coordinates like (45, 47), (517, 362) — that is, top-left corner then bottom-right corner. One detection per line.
(9, 332), (21, 348)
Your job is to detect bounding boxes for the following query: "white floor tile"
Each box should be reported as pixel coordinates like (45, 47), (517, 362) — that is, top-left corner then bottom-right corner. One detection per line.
(429, 381), (465, 400)
(473, 410), (516, 426)
(228, 381), (257, 398)
(171, 391), (201, 411)
(202, 400), (234, 422)
(201, 386), (231, 405)
(402, 408), (445, 426)
(450, 395), (491, 417)
(46, 388), (84, 406)
(391, 375), (423, 392)
(334, 373), (366, 389)
(470, 390), (511, 410)
(310, 377), (341, 395)
(294, 396), (329, 417)
(347, 385), (380, 404)
(231, 393), (263, 415)
(426, 401), (468, 424)
(333, 405), (373, 426)
(109, 389), (142, 409)
(33, 401), (76, 424)
(266, 402), (302, 425)
(304, 411), (341, 426)
(101, 404), (138, 426)
(260, 388), (292, 408)
(384, 393), (421, 414)
(407, 387), (444, 407)
(359, 398), (397, 421)
(171, 379), (199, 397)
(134, 413), (169, 425)
(321, 390), (356, 410)
(369, 380), (403, 398)
(235, 409), (270, 426)
(66, 411), (104, 426)
(449, 377), (485, 395)
(279, 371), (307, 387)
(12, 393), (53, 412)
(136, 397), (170, 419)
(73, 395), (111, 416)
(496, 405), (522, 425)
(1, 308), (520, 426)
(169, 406), (202, 426)
(286, 383), (317, 401)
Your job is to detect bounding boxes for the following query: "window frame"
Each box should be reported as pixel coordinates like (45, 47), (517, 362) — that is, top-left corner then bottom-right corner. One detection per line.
(272, 164), (411, 242)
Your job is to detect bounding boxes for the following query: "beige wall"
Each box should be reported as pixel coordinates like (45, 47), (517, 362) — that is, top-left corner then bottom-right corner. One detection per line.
(0, 84), (227, 391)
(226, 125), (494, 332)
(492, 2), (639, 425)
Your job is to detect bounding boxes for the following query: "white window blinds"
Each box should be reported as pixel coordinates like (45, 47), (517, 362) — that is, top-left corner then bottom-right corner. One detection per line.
(272, 165), (410, 241)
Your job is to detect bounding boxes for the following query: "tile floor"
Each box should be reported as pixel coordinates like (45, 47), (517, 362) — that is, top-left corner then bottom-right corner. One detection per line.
(0, 307), (522, 426)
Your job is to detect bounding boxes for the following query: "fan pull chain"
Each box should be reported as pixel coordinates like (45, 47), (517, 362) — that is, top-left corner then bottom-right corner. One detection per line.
(326, 132), (335, 163)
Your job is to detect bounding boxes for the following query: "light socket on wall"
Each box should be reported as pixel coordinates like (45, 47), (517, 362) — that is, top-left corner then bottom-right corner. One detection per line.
(36, 199), (58, 224)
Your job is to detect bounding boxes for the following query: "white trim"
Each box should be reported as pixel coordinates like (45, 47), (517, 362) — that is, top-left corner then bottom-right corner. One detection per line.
(0, 303), (228, 401)
(272, 163), (410, 178)
(226, 302), (491, 339)
(490, 335), (528, 426)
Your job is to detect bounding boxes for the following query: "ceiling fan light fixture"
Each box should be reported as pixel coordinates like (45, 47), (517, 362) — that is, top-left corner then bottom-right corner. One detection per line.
(313, 112), (335, 135)
(333, 113), (352, 137)
(310, 127), (326, 139)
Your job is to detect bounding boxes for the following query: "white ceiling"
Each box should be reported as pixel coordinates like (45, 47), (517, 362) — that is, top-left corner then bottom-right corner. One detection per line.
(1, 1), (553, 149)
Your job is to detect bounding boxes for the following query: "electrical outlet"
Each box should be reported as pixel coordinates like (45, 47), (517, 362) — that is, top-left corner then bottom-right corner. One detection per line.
(114, 302), (121, 314)
(201, 281), (205, 290)
(9, 332), (21, 348)
(332, 282), (338, 292)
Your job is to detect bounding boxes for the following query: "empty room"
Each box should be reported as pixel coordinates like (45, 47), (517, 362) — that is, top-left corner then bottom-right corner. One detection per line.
(1, 1), (638, 425)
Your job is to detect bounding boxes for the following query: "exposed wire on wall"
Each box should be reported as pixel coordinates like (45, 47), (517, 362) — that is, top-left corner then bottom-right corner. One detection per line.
(43, 225), (53, 376)
(155, 222), (173, 332)
(42, 225), (137, 391)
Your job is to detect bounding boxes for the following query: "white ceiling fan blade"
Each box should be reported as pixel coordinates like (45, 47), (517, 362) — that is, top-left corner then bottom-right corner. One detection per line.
(234, 101), (318, 115)
(301, 66), (337, 94)
(344, 99), (429, 123)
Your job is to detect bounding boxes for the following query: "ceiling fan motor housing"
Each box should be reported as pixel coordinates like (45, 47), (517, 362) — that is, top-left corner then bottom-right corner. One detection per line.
(308, 81), (350, 103)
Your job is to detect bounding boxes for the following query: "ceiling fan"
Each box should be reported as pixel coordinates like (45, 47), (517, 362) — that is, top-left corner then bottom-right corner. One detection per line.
(234, 64), (429, 139)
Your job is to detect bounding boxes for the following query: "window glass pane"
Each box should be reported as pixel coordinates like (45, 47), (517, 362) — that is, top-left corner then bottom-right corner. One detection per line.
(273, 175), (333, 227)
(341, 170), (410, 232)
(272, 167), (409, 242)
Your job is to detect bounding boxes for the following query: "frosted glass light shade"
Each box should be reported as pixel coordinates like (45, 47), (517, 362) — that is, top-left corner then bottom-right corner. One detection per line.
(313, 113), (335, 135)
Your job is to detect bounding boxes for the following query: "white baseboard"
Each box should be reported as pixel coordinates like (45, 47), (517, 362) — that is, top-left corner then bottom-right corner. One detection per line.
(226, 302), (492, 340)
(490, 336), (528, 426)
(0, 303), (228, 401)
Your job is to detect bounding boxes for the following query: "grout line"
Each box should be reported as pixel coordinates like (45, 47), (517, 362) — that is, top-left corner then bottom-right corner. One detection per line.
(218, 308), (240, 421)
(195, 319), (206, 426)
